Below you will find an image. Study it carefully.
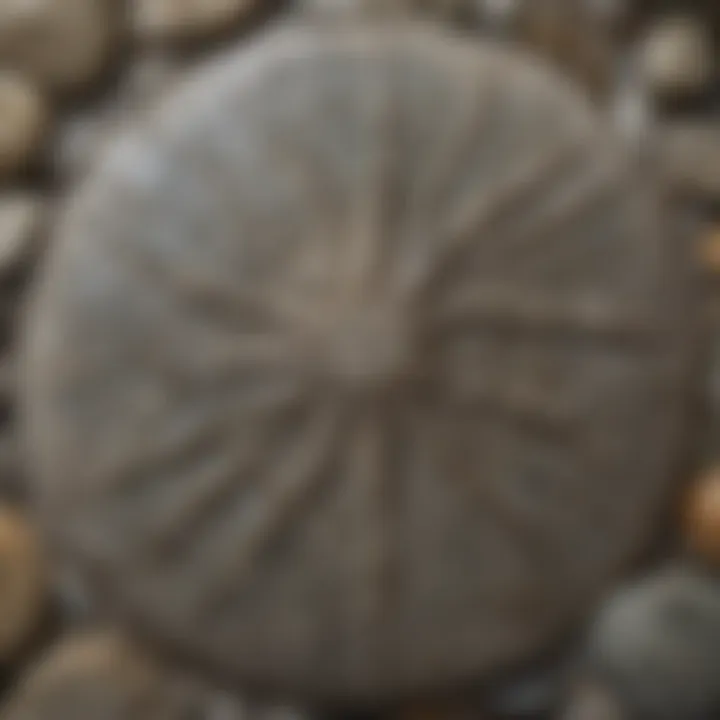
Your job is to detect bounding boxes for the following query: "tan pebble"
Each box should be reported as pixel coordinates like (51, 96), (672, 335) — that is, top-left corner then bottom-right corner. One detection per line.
(0, 72), (48, 179)
(0, 506), (46, 662)
(1, 630), (190, 719)
(0, 0), (117, 93)
(132, 0), (258, 43)
(684, 468), (720, 565)
(637, 15), (715, 100)
(0, 194), (44, 277)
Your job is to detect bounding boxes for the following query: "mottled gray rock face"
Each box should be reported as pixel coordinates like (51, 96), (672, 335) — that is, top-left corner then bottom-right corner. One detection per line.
(587, 565), (720, 720)
(22, 21), (697, 705)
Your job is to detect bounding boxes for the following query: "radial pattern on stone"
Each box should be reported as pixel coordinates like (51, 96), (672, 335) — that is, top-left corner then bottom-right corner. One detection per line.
(21, 23), (698, 703)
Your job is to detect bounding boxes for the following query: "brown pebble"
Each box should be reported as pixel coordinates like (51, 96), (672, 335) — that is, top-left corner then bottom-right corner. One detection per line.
(0, 0), (117, 94)
(0, 194), (45, 278)
(684, 468), (720, 565)
(132, 0), (259, 44)
(0, 506), (46, 662)
(0, 72), (48, 180)
(0, 630), (193, 719)
(637, 15), (715, 100)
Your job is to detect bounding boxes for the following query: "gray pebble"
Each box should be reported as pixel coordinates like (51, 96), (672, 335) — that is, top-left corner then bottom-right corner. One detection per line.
(586, 565), (720, 720)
